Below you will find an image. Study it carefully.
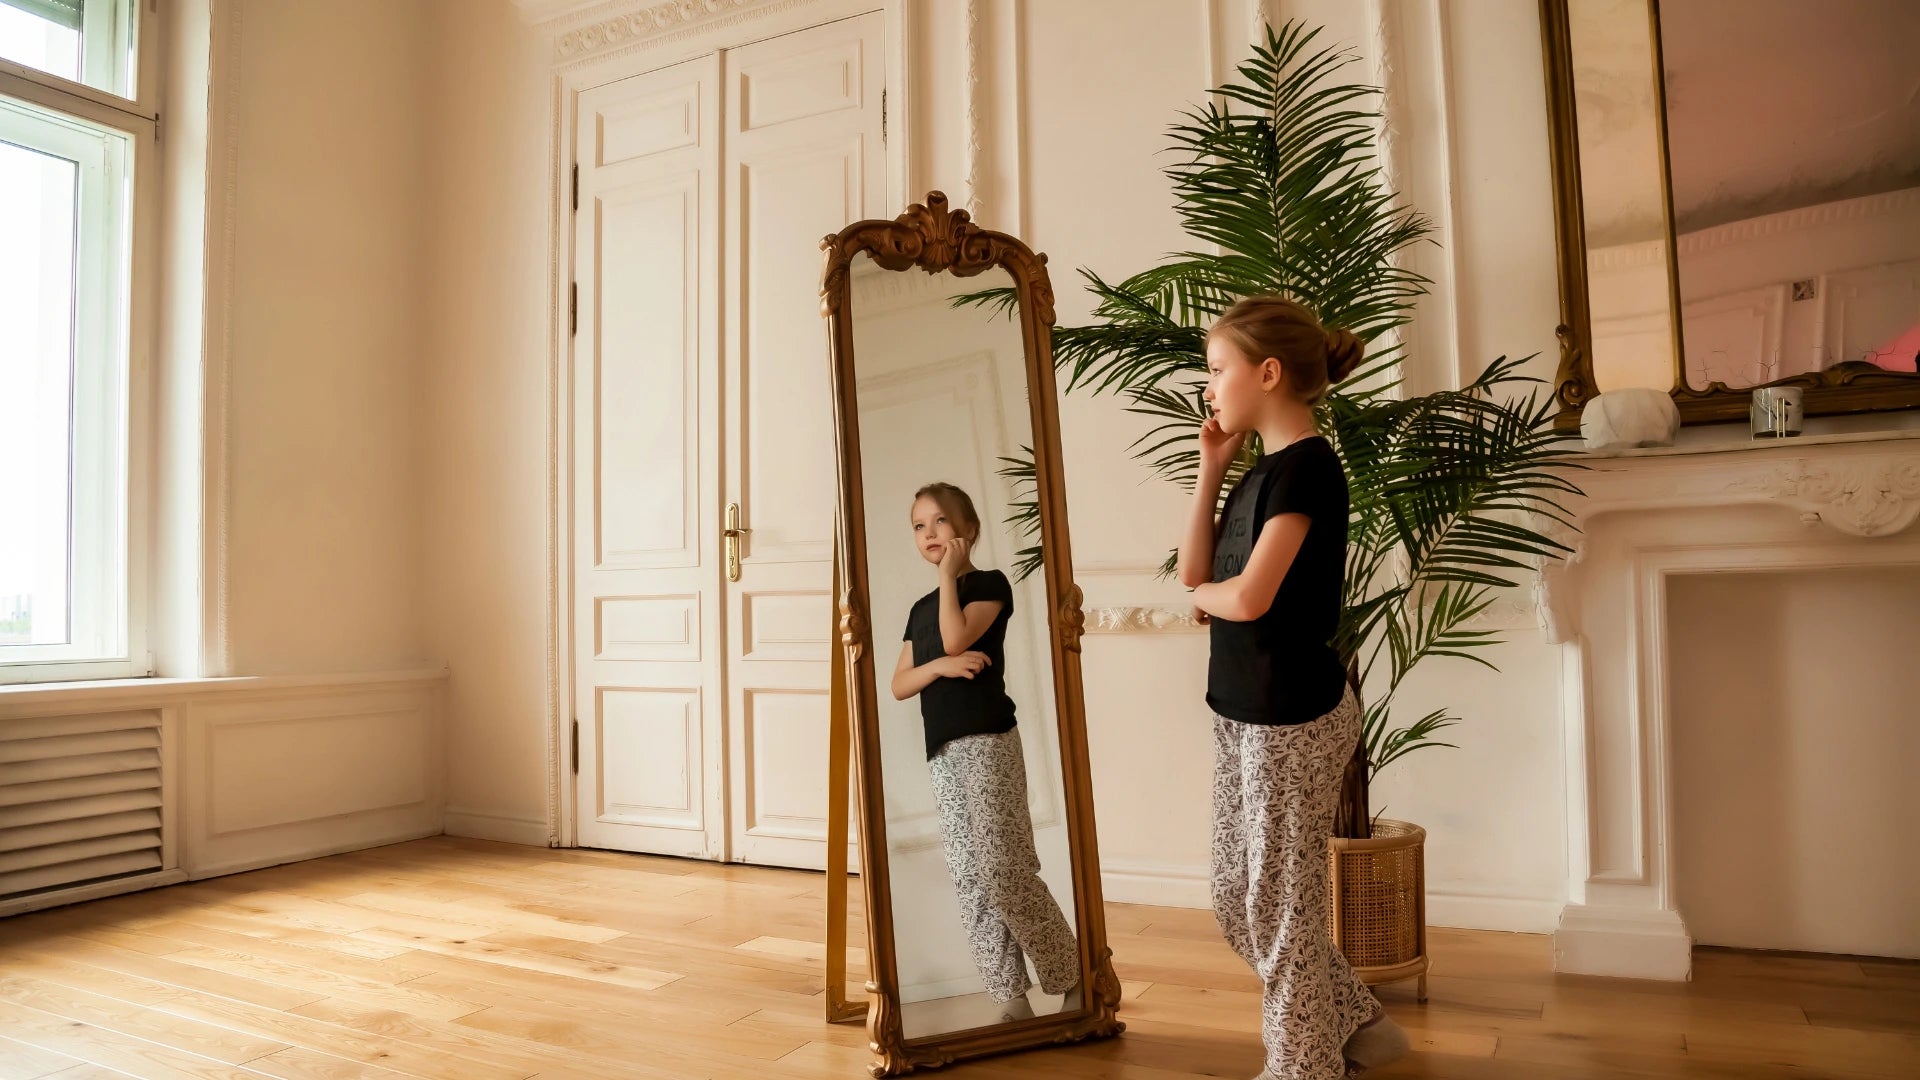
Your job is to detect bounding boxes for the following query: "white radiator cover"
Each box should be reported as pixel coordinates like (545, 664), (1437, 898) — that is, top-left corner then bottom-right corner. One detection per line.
(0, 710), (167, 901)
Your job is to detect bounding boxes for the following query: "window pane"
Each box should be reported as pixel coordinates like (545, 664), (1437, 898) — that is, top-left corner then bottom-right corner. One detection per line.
(0, 135), (76, 648)
(0, 1), (134, 99)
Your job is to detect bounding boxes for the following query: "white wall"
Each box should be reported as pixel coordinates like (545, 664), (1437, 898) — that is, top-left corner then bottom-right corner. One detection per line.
(222, 0), (433, 676)
(1668, 568), (1920, 958)
(419, 0), (554, 843)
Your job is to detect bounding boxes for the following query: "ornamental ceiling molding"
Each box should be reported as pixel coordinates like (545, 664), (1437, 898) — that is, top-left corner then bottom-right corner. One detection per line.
(516, 0), (823, 67)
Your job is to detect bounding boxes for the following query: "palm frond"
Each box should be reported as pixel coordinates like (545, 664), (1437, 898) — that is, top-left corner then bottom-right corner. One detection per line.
(996, 449), (1044, 583)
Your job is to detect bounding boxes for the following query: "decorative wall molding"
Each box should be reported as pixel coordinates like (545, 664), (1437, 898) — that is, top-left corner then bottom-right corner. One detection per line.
(1458, 592), (1544, 633)
(962, 0), (984, 217)
(1589, 237), (1666, 273)
(1677, 185), (1920, 259)
(1083, 605), (1204, 634)
(1721, 456), (1920, 538)
(1364, 0), (1408, 371)
(529, 0), (821, 67)
(849, 256), (952, 315)
(1595, 188), (1920, 273)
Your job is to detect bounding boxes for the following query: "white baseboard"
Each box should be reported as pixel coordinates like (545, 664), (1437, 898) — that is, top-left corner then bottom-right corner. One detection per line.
(1554, 903), (1693, 981)
(901, 974), (991, 1003)
(1101, 859), (1211, 908)
(443, 806), (552, 847)
(1425, 891), (1564, 934)
(187, 824), (445, 880)
(1102, 859), (1563, 935)
(0, 869), (191, 919)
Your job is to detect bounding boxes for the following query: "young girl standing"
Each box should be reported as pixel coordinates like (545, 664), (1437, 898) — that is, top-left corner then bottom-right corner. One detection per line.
(890, 482), (1080, 1019)
(1178, 297), (1409, 1079)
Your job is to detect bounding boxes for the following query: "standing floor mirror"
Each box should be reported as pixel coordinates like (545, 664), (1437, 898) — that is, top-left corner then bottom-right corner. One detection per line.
(819, 193), (1123, 1075)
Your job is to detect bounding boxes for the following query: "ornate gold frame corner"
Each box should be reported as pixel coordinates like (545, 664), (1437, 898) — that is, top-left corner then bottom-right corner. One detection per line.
(818, 191), (1123, 1076)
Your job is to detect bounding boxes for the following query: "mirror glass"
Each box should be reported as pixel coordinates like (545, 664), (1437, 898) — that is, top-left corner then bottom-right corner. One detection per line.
(1569, 0), (1680, 394)
(1660, 0), (1920, 390)
(847, 255), (1081, 1040)
(1572, 0), (1920, 395)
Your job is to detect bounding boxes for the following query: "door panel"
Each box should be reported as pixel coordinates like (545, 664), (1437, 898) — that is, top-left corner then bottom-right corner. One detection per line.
(574, 56), (725, 859)
(723, 12), (884, 868)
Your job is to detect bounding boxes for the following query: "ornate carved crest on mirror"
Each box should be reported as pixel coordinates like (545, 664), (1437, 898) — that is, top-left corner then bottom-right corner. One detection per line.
(1539, 0), (1920, 428)
(817, 192), (1124, 1075)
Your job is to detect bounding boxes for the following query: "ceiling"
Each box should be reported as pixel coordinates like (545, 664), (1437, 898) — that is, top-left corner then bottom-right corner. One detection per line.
(1572, 0), (1920, 244)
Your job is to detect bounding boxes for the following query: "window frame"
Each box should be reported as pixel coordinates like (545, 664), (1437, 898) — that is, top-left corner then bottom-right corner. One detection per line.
(0, 0), (159, 685)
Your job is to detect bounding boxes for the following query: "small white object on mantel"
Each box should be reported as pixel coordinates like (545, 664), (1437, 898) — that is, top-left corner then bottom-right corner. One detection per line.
(1580, 388), (1682, 450)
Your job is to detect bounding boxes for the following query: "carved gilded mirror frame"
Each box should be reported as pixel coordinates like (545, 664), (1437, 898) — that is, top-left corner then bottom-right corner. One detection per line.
(1539, 0), (1920, 428)
(819, 192), (1124, 1076)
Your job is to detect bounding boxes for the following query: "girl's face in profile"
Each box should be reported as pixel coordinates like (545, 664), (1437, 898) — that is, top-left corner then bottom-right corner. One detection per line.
(910, 495), (969, 566)
(1203, 334), (1276, 436)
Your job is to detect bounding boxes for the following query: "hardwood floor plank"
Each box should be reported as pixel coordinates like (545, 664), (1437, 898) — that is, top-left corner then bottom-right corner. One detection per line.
(0, 977), (288, 1066)
(4, 836), (1911, 1080)
(0, 1035), (93, 1080)
(2, 954), (532, 1080)
(0, 999), (271, 1080)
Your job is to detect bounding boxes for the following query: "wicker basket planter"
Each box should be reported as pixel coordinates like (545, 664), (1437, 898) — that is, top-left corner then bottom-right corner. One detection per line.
(1326, 819), (1428, 1001)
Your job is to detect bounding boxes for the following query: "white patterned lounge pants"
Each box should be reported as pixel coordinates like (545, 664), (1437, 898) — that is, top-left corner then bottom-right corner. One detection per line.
(928, 729), (1081, 1003)
(1212, 687), (1383, 1079)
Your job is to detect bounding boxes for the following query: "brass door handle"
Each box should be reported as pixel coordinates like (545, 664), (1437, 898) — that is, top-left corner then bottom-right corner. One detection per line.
(725, 503), (750, 582)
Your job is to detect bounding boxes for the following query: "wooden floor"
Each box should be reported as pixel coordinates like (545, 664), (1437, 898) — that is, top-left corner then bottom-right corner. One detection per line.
(0, 837), (1914, 1079)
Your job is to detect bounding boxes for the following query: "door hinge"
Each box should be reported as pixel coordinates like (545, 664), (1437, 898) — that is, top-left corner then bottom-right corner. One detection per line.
(571, 719), (580, 774)
(571, 163), (579, 212)
(881, 87), (887, 147)
(569, 282), (578, 336)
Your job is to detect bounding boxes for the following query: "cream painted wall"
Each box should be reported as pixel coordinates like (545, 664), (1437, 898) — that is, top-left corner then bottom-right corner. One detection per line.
(419, 0), (554, 841)
(1668, 568), (1920, 958)
(222, 0), (432, 676)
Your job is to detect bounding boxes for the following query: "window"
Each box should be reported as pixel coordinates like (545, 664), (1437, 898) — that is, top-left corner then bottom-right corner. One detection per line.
(1, 0), (153, 683)
(0, 0), (136, 98)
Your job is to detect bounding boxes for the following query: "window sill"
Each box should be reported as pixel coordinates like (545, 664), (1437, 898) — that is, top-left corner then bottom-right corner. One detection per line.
(0, 665), (450, 711)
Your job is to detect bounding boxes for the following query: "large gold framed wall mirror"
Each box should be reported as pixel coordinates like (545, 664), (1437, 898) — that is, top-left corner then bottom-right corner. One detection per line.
(1540, 0), (1920, 427)
(818, 192), (1123, 1075)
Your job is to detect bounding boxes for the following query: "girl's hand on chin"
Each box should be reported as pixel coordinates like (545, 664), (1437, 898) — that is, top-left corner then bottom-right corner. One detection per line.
(938, 536), (970, 579)
(1198, 415), (1245, 475)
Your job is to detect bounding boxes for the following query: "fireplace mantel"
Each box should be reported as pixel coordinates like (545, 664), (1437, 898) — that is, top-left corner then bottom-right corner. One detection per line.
(1536, 431), (1920, 979)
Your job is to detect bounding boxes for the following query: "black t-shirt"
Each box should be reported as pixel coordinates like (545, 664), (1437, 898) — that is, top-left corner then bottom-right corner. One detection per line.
(1207, 436), (1350, 725)
(904, 569), (1019, 757)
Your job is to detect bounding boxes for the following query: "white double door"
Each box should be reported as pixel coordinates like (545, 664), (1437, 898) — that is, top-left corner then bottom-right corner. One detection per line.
(571, 14), (881, 869)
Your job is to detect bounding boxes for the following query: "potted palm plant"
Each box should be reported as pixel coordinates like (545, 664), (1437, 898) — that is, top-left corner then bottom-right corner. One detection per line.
(969, 21), (1581, 996)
